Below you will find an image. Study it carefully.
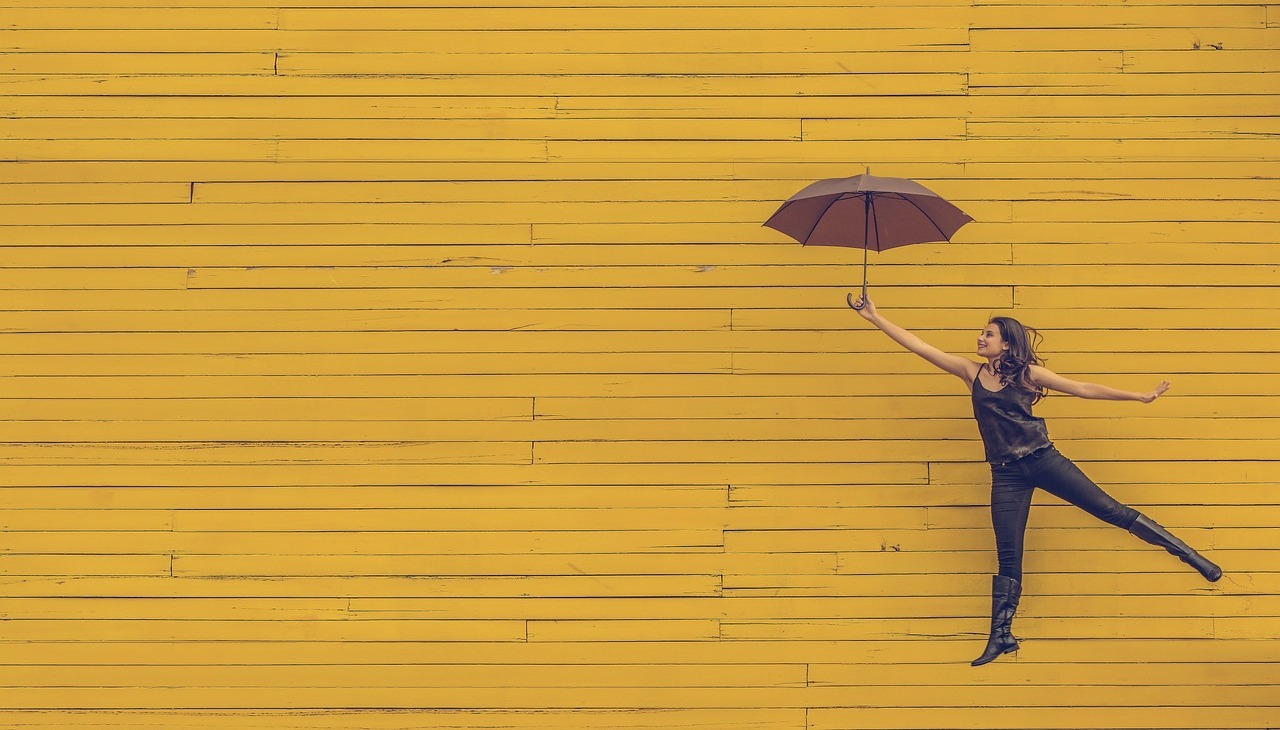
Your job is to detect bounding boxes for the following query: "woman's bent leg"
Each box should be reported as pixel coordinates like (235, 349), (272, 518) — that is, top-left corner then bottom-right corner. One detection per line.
(990, 464), (1036, 583)
(974, 464), (1034, 667)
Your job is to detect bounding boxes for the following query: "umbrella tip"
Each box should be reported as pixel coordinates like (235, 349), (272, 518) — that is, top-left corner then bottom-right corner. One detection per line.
(865, 165), (870, 175)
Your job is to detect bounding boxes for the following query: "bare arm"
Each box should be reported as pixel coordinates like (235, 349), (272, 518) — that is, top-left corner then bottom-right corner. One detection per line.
(1029, 364), (1171, 403)
(851, 294), (979, 383)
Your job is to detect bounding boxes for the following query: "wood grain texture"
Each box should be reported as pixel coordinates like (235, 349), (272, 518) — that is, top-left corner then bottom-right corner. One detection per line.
(0, 2), (1277, 728)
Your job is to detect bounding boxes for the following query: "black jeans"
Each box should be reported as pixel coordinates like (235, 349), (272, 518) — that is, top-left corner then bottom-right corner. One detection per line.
(989, 445), (1140, 584)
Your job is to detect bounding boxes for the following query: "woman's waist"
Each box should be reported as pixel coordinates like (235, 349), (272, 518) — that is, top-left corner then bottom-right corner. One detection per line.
(989, 442), (1055, 468)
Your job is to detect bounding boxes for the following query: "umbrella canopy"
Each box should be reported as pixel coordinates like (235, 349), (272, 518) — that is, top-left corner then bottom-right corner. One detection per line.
(763, 170), (973, 307)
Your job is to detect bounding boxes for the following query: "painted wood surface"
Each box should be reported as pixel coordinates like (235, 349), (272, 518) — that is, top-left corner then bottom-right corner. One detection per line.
(0, 1), (1277, 728)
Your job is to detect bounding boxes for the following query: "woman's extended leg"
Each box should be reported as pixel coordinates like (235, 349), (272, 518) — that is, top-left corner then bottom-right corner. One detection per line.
(1127, 514), (1222, 582)
(1023, 447), (1139, 530)
(1028, 447), (1221, 582)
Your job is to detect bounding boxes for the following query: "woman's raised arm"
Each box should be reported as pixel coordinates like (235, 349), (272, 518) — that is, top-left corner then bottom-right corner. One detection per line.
(851, 294), (979, 384)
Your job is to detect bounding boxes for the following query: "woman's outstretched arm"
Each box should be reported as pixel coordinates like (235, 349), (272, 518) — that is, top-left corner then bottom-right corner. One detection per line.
(1029, 364), (1171, 403)
(851, 294), (979, 384)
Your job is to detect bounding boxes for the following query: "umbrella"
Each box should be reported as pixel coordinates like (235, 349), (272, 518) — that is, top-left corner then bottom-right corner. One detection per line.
(763, 169), (973, 310)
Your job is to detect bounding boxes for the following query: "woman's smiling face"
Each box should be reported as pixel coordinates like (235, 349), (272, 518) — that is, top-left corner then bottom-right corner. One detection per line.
(977, 322), (1009, 359)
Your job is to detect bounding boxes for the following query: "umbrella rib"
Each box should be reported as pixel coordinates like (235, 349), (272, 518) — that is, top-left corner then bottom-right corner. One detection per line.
(894, 192), (954, 242)
(800, 193), (851, 246)
(869, 194), (881, 252)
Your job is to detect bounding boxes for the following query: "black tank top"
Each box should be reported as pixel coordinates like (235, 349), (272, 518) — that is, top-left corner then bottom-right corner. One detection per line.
(971, 367), (1052, 464)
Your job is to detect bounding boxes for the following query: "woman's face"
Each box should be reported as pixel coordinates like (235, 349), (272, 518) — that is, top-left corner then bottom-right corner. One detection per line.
(977, 322), (1009, 359)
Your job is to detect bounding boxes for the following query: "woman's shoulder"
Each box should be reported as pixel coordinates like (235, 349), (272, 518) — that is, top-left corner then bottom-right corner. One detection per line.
(1026, 363), (1056, 385)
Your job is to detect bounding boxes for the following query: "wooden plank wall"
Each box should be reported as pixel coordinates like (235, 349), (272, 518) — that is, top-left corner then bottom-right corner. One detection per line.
(0, 1), (1277, 728)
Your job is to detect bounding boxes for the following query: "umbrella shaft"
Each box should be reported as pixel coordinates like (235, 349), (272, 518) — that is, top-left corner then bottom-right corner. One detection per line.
(862, 195), (871, 292)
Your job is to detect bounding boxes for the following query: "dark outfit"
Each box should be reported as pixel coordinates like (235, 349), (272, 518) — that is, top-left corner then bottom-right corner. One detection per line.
(968, 365), (1221, 667)
(971, 369), (1139, 583)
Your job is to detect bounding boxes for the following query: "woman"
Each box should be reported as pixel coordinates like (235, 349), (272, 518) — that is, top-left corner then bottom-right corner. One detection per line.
(850, 294), (1222, 667)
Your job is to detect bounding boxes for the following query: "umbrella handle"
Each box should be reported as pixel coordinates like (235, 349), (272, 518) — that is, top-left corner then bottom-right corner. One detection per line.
(847, 284), (869, 311)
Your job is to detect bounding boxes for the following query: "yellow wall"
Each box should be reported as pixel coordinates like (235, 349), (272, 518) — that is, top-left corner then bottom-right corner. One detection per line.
(1, 1), (1277, 728)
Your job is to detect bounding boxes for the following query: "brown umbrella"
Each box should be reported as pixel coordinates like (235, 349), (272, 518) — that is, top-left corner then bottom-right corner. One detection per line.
(763, 169), (973, 309)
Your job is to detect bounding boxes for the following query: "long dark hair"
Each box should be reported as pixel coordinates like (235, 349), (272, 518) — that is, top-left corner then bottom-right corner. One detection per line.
(988, 316), (1046, 404)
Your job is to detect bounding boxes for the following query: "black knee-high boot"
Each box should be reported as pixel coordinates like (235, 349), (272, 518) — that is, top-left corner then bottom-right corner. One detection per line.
(1128, 514), (1222, 582)
(971, 574), (1021, 667)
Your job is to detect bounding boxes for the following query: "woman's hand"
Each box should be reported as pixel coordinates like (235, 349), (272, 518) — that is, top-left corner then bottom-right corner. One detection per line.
(1139, 380), (1172, 403)
(848, 293), (879, 322)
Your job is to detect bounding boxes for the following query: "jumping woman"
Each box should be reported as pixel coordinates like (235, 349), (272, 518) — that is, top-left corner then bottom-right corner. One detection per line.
(850, 294), (1222, 667)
